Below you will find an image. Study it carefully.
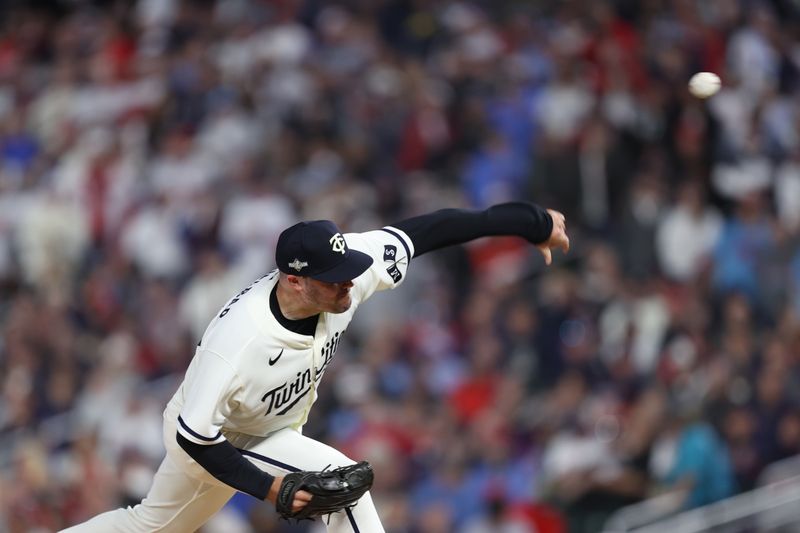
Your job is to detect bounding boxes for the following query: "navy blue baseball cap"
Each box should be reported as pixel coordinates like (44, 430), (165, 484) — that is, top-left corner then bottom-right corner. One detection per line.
(275, 220), (373, 283)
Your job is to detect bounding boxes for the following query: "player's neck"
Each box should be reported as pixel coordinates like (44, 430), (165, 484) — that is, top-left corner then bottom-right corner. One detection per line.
(275, 281), (320, 320)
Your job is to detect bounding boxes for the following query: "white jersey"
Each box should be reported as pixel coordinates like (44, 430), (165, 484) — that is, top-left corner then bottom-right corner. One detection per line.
(168, 227), (414, 445)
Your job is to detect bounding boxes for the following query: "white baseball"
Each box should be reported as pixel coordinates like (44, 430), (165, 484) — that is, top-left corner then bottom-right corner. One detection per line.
(688, 72), (721, 98)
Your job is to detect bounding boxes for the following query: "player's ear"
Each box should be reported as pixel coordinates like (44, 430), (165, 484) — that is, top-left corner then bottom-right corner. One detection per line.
(284, 274), (304, 291)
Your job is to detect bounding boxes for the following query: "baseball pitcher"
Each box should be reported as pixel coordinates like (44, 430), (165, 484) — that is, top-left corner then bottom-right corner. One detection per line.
(61, 202), (569, 532)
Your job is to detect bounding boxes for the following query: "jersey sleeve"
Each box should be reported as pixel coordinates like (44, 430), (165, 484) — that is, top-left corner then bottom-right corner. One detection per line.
(346, 226), (414, 302)
(177, 350), (242, 445)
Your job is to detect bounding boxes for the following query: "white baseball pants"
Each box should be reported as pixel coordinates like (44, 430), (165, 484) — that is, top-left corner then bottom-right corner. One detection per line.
(60, 410), (384, 533)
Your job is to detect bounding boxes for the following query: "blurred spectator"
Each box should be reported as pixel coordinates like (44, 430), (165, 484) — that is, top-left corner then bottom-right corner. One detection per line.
(656, 180), (722, 282)
(711, 193), (776, 308)
(178, 248), (239, 340)
(546, 386), (665, 533)
(650, 404), (735, 509)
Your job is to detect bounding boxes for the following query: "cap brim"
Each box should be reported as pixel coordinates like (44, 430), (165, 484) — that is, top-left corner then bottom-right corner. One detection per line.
(310, 250), (374, 283)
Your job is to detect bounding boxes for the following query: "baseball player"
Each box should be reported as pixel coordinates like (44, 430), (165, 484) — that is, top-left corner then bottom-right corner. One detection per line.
(62, 201), (569, 533)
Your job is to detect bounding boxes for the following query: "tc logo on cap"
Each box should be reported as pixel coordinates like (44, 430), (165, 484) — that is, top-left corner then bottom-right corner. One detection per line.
(329, 233), (346, 255)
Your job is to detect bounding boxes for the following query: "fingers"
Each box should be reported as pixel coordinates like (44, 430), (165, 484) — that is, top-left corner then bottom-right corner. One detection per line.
(292, 490), (313, 512)
(538, 245), (552, 265)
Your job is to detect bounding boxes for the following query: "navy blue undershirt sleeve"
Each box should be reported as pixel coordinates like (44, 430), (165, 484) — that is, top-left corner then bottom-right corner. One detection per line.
(177, 432), (275, 500)
(391, 202), (553, 257)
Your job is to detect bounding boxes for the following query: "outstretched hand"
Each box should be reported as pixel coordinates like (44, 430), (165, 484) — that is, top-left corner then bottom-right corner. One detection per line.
(536, 209), (570, 265)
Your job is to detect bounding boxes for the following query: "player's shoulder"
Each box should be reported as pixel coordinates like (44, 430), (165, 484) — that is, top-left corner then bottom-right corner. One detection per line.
(343, 227), (414, 298)
(199, 272), (278, 358)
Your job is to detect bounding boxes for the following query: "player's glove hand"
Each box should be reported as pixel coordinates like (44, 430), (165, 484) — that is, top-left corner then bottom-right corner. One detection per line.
(275, 461), (374, 521)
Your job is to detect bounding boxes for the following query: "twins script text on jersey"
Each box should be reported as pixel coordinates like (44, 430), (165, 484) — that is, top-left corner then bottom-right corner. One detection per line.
(261, 332), (342, 416)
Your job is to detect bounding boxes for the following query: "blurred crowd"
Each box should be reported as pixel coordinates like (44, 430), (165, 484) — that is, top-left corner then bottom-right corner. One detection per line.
(2, 0), (800, 531)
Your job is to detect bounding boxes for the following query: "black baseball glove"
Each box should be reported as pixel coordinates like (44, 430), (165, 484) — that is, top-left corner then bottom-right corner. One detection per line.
(275, 461), (374, 520)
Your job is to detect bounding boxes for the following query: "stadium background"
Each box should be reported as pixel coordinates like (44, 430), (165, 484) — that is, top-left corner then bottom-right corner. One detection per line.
(1, 0), (800, 531)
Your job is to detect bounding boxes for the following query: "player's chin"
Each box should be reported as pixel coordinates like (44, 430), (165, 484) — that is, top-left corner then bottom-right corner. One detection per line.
(332, 295), (352, 313)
